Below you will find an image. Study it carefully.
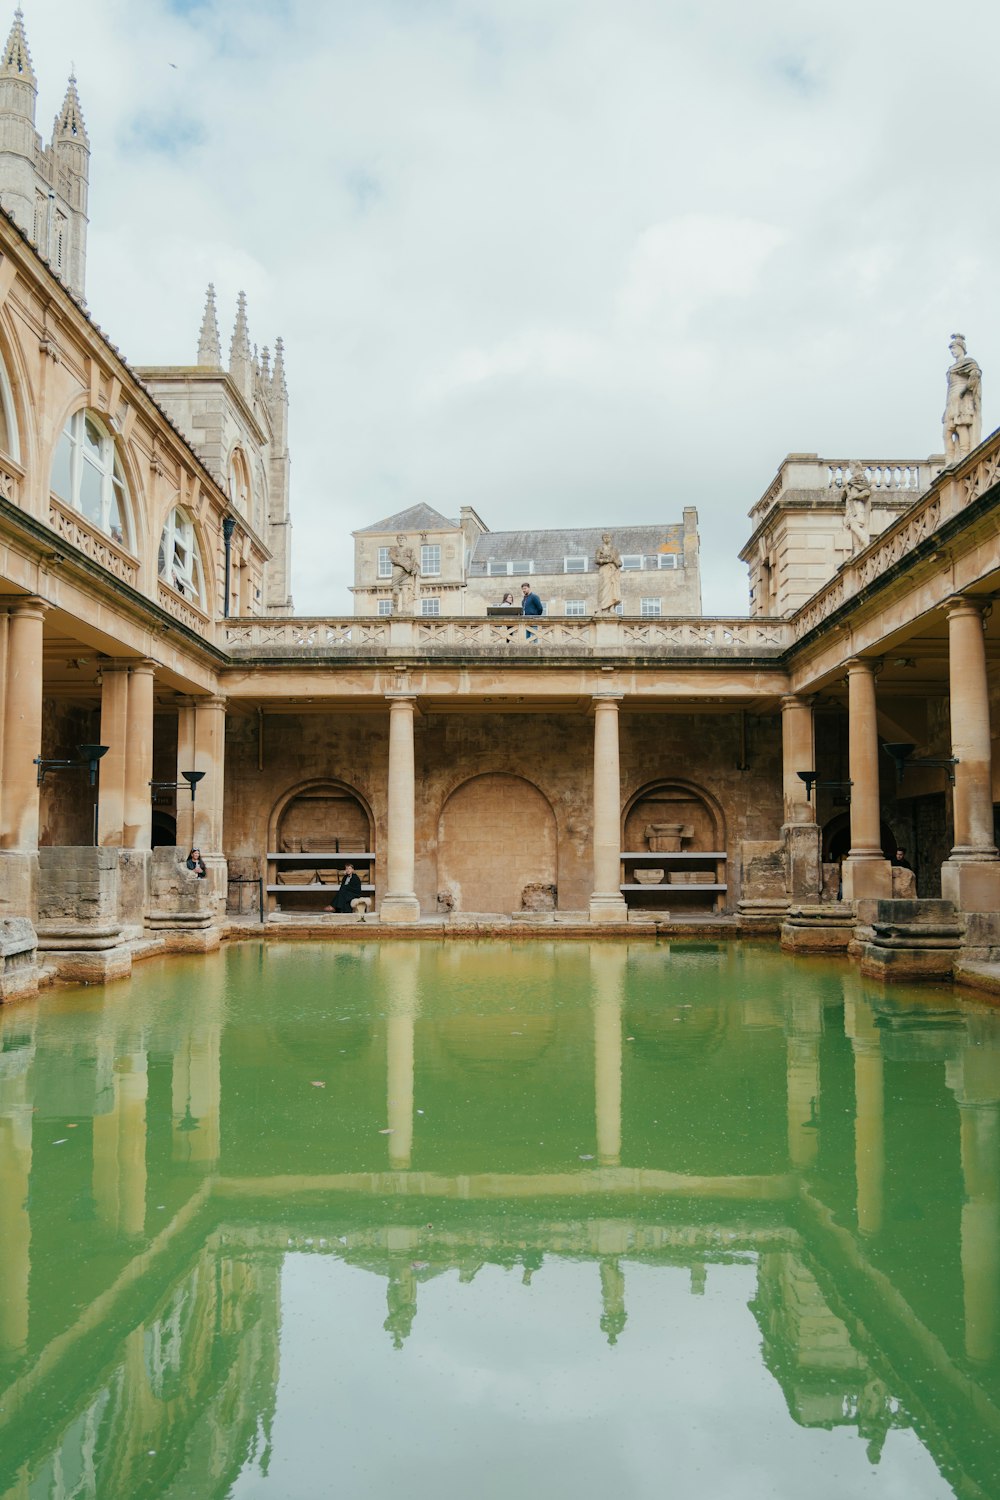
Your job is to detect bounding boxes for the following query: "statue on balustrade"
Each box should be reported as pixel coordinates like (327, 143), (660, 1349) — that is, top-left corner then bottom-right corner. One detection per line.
(388, 535), (420, 615)
(844, 464), (872, 553)
(943, 333), (982, 463)
(594, 533), (622, 613)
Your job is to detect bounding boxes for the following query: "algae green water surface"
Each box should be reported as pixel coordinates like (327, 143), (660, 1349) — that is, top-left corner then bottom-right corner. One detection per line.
(1, 940), (998, 1499)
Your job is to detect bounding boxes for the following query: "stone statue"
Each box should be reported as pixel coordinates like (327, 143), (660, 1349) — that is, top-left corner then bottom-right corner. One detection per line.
(388, 534), (420, 615)
(943, 333), (982, 463)
(844, 463), (872, 553)
(594, 532), (622, 613)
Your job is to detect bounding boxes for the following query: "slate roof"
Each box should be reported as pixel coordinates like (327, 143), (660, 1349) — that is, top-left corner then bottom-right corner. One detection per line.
(469, 525), (684, 575)
(354, 503), (458, 535)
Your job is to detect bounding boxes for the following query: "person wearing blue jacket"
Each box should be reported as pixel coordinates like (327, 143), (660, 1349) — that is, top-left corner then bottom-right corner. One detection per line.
(520, 583), (543, 616)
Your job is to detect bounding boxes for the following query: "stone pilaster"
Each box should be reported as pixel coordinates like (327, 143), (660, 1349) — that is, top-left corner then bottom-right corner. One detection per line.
(942, 597), (1000, 913)
(380, 695), (420, 923)
(589, 694), (627, 924)
(841, 659), (891, 902)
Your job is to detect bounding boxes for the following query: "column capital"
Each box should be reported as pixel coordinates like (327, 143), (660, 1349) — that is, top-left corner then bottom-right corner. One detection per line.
(128, 659), (158, 677)
(780, 692), (815, 712)
(945, 593), (987, 621)
(385, 693), (417, 704)
(844, 656), (878, 675)
(5, 595), (49, 620)
(592, 692), (624, 708)
(178, 694), (227, 711)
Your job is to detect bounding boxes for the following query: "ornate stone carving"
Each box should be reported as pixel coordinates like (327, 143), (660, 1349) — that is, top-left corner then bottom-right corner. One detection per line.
(388, 535), (420, 615)
(48, 497), (138, 587)
(844, 464), (872, 553)
(594, 533), (622, 612)
(943, 333), (982, 463)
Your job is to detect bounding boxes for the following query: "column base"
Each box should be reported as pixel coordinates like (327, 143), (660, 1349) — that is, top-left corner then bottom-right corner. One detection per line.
(589, 894), (629, 925)
(783, 823), (821, 900)
(941, 859), (1000, 914)
(841, 857), (892, 902)
(380, 894), (421, 924)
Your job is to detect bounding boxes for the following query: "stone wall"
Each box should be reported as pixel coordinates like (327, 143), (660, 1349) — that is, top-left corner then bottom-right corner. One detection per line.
(223, 707), (784, 915)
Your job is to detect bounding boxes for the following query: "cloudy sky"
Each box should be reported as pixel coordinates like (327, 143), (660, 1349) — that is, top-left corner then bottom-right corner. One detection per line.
(17, 0), (1000, 614)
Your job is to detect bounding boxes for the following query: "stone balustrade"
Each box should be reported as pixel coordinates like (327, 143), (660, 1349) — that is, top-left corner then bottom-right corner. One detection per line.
(48, 495), (139, 588)
(157, 580), (211, 635)
(825, 460), (930, 492)
(223, 614), (793, 658)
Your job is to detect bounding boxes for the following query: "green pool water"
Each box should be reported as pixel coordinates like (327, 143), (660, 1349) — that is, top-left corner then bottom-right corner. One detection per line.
(1, 940), (998, 1499)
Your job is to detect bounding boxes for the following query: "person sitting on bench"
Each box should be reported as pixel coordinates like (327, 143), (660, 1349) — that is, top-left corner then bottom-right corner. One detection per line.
(325, 863), (362, 913)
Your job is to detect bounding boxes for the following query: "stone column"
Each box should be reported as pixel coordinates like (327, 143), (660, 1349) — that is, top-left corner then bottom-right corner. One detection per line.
(781, 694), (821, 899)
(845, 992), (884, 1237)
(381, 695), (420, 923)
(592, 944), (624, 1166)
(189, 698), (226, 857)
(589, 694), (628, 924)
(385, 944), (419, 1168)
(175, 700), (196, 852)
(1, 598), (46, 852)
(123, 662), (155, 850)
(97, 664), (129, 847)
(841, 659), (891, 902)
(942, 597), (1000, 912)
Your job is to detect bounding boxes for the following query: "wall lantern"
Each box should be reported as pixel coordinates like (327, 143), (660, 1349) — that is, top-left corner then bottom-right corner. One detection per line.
(34, 743), (108, 786)
(796, 770), (853, 804)
(882, 742), (959, 785)
(149, 770), (206, 802)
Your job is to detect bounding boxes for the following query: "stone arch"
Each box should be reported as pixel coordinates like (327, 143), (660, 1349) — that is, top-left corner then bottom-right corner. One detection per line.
(437, 773), (557, 914)
(0, 307), (25, 468)
(822, 812), (897, 864)
(268, 777), (374, 858)
(622, 777), (726, 854)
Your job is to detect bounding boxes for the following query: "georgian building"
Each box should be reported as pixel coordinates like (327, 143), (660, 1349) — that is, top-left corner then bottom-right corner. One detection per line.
(0, 9), (994, 994)
(352, 503), (701, 617)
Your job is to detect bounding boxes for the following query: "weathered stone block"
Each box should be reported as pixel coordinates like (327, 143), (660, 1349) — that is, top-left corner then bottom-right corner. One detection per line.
(780, 903), (854, 953)
(860, 898), (964, 982)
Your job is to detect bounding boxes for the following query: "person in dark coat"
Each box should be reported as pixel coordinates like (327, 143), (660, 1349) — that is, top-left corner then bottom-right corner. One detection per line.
(326, 863), (362, 913)
(186, 848), (207, 878)
(520, 582), (543, 616)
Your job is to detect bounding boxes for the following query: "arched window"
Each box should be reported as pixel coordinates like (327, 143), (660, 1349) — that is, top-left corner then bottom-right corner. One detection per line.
(228, 447), (251, 519)
(0, 347), (20, 463)
(158, 506), (206, 605)
(50, 411), (130, 544)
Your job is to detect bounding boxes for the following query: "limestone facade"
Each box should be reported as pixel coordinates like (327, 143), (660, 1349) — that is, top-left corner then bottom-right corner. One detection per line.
(352, 503), (701, 617)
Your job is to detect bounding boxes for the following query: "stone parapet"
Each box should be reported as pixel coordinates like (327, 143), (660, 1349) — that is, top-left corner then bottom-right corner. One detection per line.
(859, 899), (964, 983)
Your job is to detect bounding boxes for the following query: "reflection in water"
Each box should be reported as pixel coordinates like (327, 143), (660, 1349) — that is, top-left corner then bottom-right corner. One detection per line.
(0, 942), (999, 1497)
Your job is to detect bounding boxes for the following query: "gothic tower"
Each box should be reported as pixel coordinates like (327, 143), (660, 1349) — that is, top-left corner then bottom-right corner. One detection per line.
(0, 10), (90, 298)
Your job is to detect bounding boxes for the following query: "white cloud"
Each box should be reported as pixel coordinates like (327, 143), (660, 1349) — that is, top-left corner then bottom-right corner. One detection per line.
(14, 0), (1000, 613)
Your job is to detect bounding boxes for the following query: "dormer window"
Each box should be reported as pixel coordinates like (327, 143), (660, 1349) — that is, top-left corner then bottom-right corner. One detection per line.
(563, 557), (587, 573)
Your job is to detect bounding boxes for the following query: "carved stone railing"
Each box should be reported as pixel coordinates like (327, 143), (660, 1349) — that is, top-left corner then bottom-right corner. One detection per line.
(157, 580), (211, 635)
(825, 460), (931, 492)
(223, 615), (793, 658)
(48, 495), (139, 587)
(0, 453), (23, 506)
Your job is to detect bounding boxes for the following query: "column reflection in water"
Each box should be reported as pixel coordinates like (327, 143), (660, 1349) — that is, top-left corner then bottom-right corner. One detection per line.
(383, 943), (419, 1170)
(591, 943), (625, 1167)
(947, 1017), (1000, 1365)
(844, 976), (884, 1237)
(0, 1010), (34, 1359)
(786, 993), (822, 1169)
(93, 1036), (148, 1239)
(172, 955), (223, 1166)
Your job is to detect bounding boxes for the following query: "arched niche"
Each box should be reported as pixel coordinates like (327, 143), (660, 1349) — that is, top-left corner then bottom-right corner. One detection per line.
(622, 778), (725, 854)
(269, 778), (374, 858)
(437, 772), (557, 914)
